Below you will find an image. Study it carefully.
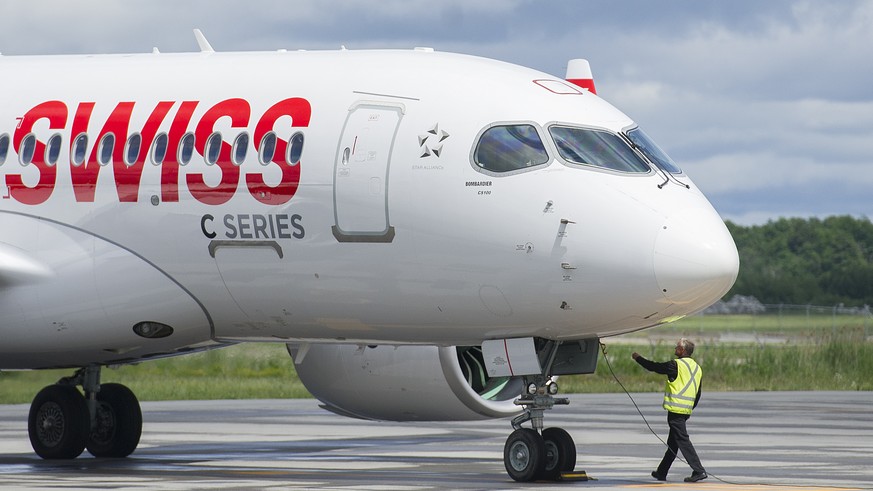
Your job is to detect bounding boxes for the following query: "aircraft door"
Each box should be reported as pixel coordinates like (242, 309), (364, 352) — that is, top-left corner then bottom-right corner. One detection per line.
(332, 102), (403, 242)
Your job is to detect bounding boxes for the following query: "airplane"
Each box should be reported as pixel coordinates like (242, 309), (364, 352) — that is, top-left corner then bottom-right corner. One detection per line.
(0, 30), (739, 482)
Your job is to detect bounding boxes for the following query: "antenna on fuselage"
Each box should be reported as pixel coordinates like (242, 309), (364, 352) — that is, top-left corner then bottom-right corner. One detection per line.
(193, 29), (215, 53)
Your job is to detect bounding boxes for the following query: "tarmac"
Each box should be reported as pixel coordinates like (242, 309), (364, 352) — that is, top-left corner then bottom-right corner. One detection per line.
(1, 391), (871, 490)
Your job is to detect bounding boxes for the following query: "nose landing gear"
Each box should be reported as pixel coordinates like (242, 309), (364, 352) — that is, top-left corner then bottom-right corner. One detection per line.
(503, 376), (576, 482)
(496, 337), (600, 482)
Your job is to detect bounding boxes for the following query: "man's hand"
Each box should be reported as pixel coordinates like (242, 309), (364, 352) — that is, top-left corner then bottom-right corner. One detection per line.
(632, 352), (639, 360)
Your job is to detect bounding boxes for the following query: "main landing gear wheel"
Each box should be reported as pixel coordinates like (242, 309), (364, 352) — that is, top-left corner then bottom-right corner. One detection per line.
(87, 383), (142, 458)
(28, 367), (143, 460)
(28, 385), (90, 459)
(504, 428), (546, 482)
(541, 427), (577, 480)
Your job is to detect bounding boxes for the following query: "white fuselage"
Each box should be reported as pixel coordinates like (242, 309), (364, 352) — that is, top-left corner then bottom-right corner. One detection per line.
(0, 49), (738, 369)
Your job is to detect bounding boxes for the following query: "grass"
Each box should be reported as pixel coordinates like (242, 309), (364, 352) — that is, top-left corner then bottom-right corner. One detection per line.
(0, 344), (312, 404)
(625, 312), (872, 337)
(559, 334), (873, 393)
(2, 315), (872, 404)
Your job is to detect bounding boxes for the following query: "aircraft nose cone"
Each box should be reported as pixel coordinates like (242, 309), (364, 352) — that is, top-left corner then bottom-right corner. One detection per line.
(654, 208), (739, 308)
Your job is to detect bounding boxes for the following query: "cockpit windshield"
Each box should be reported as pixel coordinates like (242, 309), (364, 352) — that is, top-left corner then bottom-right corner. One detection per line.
(549, 126), (650, 173)
(624, 127), (682, 174)
(473, 124), (550, 173)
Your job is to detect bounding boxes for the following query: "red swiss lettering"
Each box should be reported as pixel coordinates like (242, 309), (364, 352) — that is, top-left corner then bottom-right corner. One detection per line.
(70, 102), (97, 202)
(249, 98), (311, 205)
(116, 101), (174, 202)
(7, 101), (67, 205)
(4, 97), (309, 206)
(189, 98), (250, 205)
(160, 101), (199, 203)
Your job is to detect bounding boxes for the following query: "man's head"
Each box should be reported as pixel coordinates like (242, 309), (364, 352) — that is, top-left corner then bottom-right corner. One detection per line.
(675, 338), (695, 357)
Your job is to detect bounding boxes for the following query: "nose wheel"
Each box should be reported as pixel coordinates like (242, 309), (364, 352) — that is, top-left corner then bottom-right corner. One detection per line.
(504, 428), (546, 481)
(542, 427), (577, 480)
(503, 378), (577, 482)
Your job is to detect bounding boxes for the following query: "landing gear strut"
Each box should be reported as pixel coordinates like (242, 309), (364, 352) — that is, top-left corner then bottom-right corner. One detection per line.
(503, 374), (576, 481)
(499, 338), (587, 482)
(28, 366), (142, 459)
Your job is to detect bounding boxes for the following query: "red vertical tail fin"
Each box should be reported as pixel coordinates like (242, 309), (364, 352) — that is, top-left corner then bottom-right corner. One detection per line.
(565, 59), (596, 94)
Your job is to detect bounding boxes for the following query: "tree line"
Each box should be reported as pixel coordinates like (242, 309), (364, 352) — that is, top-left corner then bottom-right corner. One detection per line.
(724, 216), (873, 307)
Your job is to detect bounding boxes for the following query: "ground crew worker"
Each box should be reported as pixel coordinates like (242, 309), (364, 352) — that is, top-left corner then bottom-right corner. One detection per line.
(632, 338), (707, 482)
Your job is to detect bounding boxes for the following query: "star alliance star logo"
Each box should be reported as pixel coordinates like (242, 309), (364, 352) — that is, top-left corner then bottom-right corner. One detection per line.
(418, 123), (450, 158)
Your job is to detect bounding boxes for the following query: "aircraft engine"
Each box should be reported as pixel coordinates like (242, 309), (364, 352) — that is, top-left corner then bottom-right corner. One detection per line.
(286, 344), (524, 421)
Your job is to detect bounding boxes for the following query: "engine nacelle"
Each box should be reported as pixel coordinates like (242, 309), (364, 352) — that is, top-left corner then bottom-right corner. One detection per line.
(286, 344), (525, 421)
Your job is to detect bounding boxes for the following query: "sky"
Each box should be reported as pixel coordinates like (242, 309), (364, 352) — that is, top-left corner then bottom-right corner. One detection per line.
(1, 0), (871, 225)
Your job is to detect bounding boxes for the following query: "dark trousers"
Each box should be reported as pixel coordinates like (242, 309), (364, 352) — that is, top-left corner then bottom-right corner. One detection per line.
(657, 411), (705, 476)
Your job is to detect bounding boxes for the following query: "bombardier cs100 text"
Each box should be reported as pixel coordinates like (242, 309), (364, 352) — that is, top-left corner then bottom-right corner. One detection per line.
(0, 31), (738, 482)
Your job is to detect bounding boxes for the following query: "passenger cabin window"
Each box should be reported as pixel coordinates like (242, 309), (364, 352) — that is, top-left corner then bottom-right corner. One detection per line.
(72, 133), (88, 166)
(259, 132), (276, 164)
(151, 133), (168, 165)
(46, 134), (62, 166)
(550, 126), (650, 173)
(625, 127), (682, 174)
(474, 124), (549, 173)
(0, 133), (9, 166)
(178, 132), (195, 165)
(98, 133), (115, 166)
(205, 132), (221, 165)
(20, 134), (36, 165)
(232, 133), (248, 166)
(287, 132), (304, 165)
(124, 133), (142, 166)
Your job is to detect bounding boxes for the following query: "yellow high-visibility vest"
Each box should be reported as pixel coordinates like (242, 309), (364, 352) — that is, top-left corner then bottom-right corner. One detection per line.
(663, 357), (701, 415)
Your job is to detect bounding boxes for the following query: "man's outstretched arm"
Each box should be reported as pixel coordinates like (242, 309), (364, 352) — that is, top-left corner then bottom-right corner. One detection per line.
(631, 353), (677, 379)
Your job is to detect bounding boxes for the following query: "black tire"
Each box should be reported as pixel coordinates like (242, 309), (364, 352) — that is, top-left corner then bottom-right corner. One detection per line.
(28, 385), (89, 459)
(503, 428), (545, 482)
(540, 427), (576, 480)
(87, 383), (142, 458)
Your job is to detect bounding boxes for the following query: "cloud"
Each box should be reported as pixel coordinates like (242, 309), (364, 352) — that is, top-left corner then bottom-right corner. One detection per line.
(688, 149), (872, 226)
(581, 1), (873, 102)
(686, 151), (873, 194)
(0, 0), (529, 54)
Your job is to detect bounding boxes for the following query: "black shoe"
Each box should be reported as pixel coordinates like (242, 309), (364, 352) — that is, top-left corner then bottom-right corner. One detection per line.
(651, 471), (666, 481)
(684, 472), (707, 482)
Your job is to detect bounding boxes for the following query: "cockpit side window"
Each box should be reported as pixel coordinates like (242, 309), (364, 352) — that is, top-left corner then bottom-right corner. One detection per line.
(625, 127), (682, 174)
(473, 124), (550, 174)
(550, 126), (650, 173)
